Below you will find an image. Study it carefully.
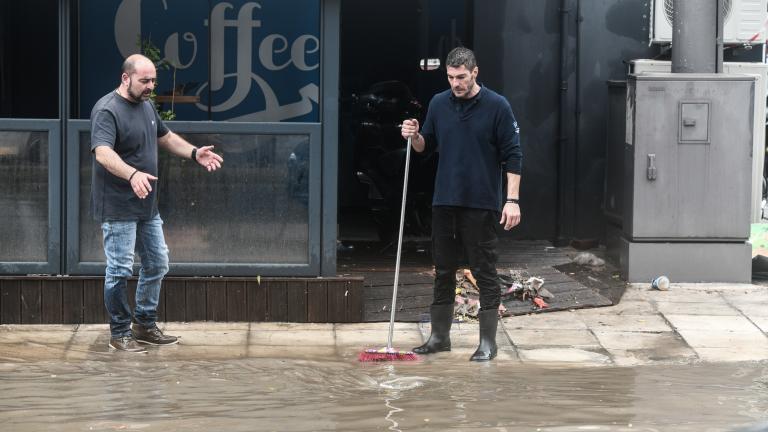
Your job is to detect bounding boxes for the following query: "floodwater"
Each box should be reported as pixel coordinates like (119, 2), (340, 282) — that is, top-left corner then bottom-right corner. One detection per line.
(0, 357), (767, 431)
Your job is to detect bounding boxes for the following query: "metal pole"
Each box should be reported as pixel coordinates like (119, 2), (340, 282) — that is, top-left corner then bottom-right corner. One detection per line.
(671, 0), (718, 73)
(386, 137), (412, 350)
(716, 0), (724, 73)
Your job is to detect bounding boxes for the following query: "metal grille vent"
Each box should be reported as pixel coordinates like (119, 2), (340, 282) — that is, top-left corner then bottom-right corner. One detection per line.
(663, 0), (733, 25)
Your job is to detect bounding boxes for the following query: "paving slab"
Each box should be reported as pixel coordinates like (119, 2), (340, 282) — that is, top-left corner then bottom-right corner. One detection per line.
(642, 289), (727, 303)
(579, 314), (672, 333)
(163, 322), (251, 331)
(663, 314), (765, 332)
(502, 312), (588, 330)
(730, 303), (768, 318)
(506, 328), (600, 349)
(0, 330), (75, 344)
(749, 316), (768, 333)
(605, 347), (698, 366)
(0, 324), (78, 332)
(670, 328), (768, 350)
(171, 330), (248, 346)
(654, 301), (741, 316)
(592, 330), (697, 366)
(578, 300), (657, 315)
(332, 322), (424, 331)
(618, 286), (658, 301)
(248, 329), (335, 346)
(694, 346), (768, 363)
(517, 347), (612, 366)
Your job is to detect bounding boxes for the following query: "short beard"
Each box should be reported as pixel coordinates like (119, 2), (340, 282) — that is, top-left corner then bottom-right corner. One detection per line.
(126, 78), (149, 103)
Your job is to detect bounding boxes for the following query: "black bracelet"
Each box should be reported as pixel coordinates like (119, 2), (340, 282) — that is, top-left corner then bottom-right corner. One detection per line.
(128, 169), (138, 182)
(505, 198), (519, 204)
(191, 147), (198, 161)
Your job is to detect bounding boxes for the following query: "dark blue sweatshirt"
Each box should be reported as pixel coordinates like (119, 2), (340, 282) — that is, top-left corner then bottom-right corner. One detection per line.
(420, 85), (522, 211)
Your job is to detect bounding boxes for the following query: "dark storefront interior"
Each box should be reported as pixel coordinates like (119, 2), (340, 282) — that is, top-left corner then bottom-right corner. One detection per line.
(337, 0), (473, 249)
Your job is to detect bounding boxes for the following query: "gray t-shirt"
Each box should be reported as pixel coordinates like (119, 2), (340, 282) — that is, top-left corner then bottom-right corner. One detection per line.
(90, 90), (170, 222)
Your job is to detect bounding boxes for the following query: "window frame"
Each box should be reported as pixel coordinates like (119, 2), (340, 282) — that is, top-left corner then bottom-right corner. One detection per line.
(0, 119), (62, 275)
(66, 119), (322, 276)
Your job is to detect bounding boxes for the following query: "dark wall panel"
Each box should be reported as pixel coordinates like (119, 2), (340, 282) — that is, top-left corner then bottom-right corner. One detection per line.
(307, 281), (328, 322)
(206, 281), (228, 321)
(164, 280), (186, 322)
(0, 277), (366, 324)
(20, 280), (42, 324)
(62, 280), (83, 324)
(1, 281), (21, 324)
(41, 280), (62, 324)
(473, 0), (562, 240)
(266, 281), (288, 321)
(185, 281), (207, 321)
(82, 280), (105, 324)
(246, 280), (267, 321)
(226, 281), (247, 322)
(286, 281), (308, 322)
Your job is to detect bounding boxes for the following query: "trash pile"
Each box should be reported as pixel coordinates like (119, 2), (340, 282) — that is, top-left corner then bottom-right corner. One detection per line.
(499, 270), (554, 312)
(454, 269), (554, 321)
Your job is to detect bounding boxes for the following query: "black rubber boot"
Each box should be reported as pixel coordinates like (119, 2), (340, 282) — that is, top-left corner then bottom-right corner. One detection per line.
(413, 304), (454, 354)
(470, 309), (498, 361)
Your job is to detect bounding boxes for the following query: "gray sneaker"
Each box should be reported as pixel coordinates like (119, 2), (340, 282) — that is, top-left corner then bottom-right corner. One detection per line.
(132, 323), (179, 345)
(109, 336), (148, 353)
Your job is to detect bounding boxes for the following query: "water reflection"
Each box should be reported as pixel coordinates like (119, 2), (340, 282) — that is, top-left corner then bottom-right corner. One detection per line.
(0, 358), (766, 431)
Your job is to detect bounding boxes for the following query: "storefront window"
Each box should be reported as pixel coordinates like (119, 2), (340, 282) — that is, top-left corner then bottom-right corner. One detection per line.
(0, 131), (49, 262)
(78, 130), (311, 265)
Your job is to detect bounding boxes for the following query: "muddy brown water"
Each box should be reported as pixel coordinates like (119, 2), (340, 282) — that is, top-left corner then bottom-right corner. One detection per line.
(0, 358), (766, 431)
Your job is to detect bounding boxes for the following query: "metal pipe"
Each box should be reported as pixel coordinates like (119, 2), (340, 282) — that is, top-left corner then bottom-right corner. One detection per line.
(716, 0), (724, 73)
(671, 0), (718, 73)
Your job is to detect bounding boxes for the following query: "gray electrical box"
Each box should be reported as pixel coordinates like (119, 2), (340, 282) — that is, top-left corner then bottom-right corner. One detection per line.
(616, 73), (755, 282)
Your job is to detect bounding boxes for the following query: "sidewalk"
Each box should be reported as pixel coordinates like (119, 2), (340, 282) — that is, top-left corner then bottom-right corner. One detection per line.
(1, 283), (766, 367)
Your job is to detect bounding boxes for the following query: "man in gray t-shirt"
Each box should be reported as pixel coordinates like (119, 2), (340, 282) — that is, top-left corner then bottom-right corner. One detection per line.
(91, 54), (223, 353)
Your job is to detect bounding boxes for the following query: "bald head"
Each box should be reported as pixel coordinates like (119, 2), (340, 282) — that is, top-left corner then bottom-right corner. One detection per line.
(119, 54), (157, 103)
(122, 54), (155, 76)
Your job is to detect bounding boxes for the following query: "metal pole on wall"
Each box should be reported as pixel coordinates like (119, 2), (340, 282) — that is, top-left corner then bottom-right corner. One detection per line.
(716, 0), (724, 73)
(671, 0), (717, 73)
(59, 0), (70, 274)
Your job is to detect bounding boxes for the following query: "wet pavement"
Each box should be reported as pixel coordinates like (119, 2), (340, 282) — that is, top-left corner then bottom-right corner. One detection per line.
(1, 283), (767, 430)
(2, 283), (766, 366)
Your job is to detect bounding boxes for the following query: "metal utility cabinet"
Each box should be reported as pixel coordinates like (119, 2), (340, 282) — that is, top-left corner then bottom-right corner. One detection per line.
(615, 73), (755, 283)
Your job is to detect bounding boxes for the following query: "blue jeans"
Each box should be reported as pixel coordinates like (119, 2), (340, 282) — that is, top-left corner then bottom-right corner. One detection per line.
(102, 214), (169, 338)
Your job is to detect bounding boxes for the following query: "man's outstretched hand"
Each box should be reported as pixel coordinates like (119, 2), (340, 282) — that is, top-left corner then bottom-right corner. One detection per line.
(195, 146), (224, 172)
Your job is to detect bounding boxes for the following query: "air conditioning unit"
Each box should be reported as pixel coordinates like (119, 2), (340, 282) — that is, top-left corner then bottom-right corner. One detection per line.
(650, 0), (767, 44)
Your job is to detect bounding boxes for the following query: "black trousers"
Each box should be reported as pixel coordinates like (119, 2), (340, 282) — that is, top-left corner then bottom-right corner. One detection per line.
(431, 206), (500, 310)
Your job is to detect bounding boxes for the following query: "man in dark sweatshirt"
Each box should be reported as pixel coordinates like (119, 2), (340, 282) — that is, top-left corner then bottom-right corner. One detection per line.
(401, 46), (522, 361)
